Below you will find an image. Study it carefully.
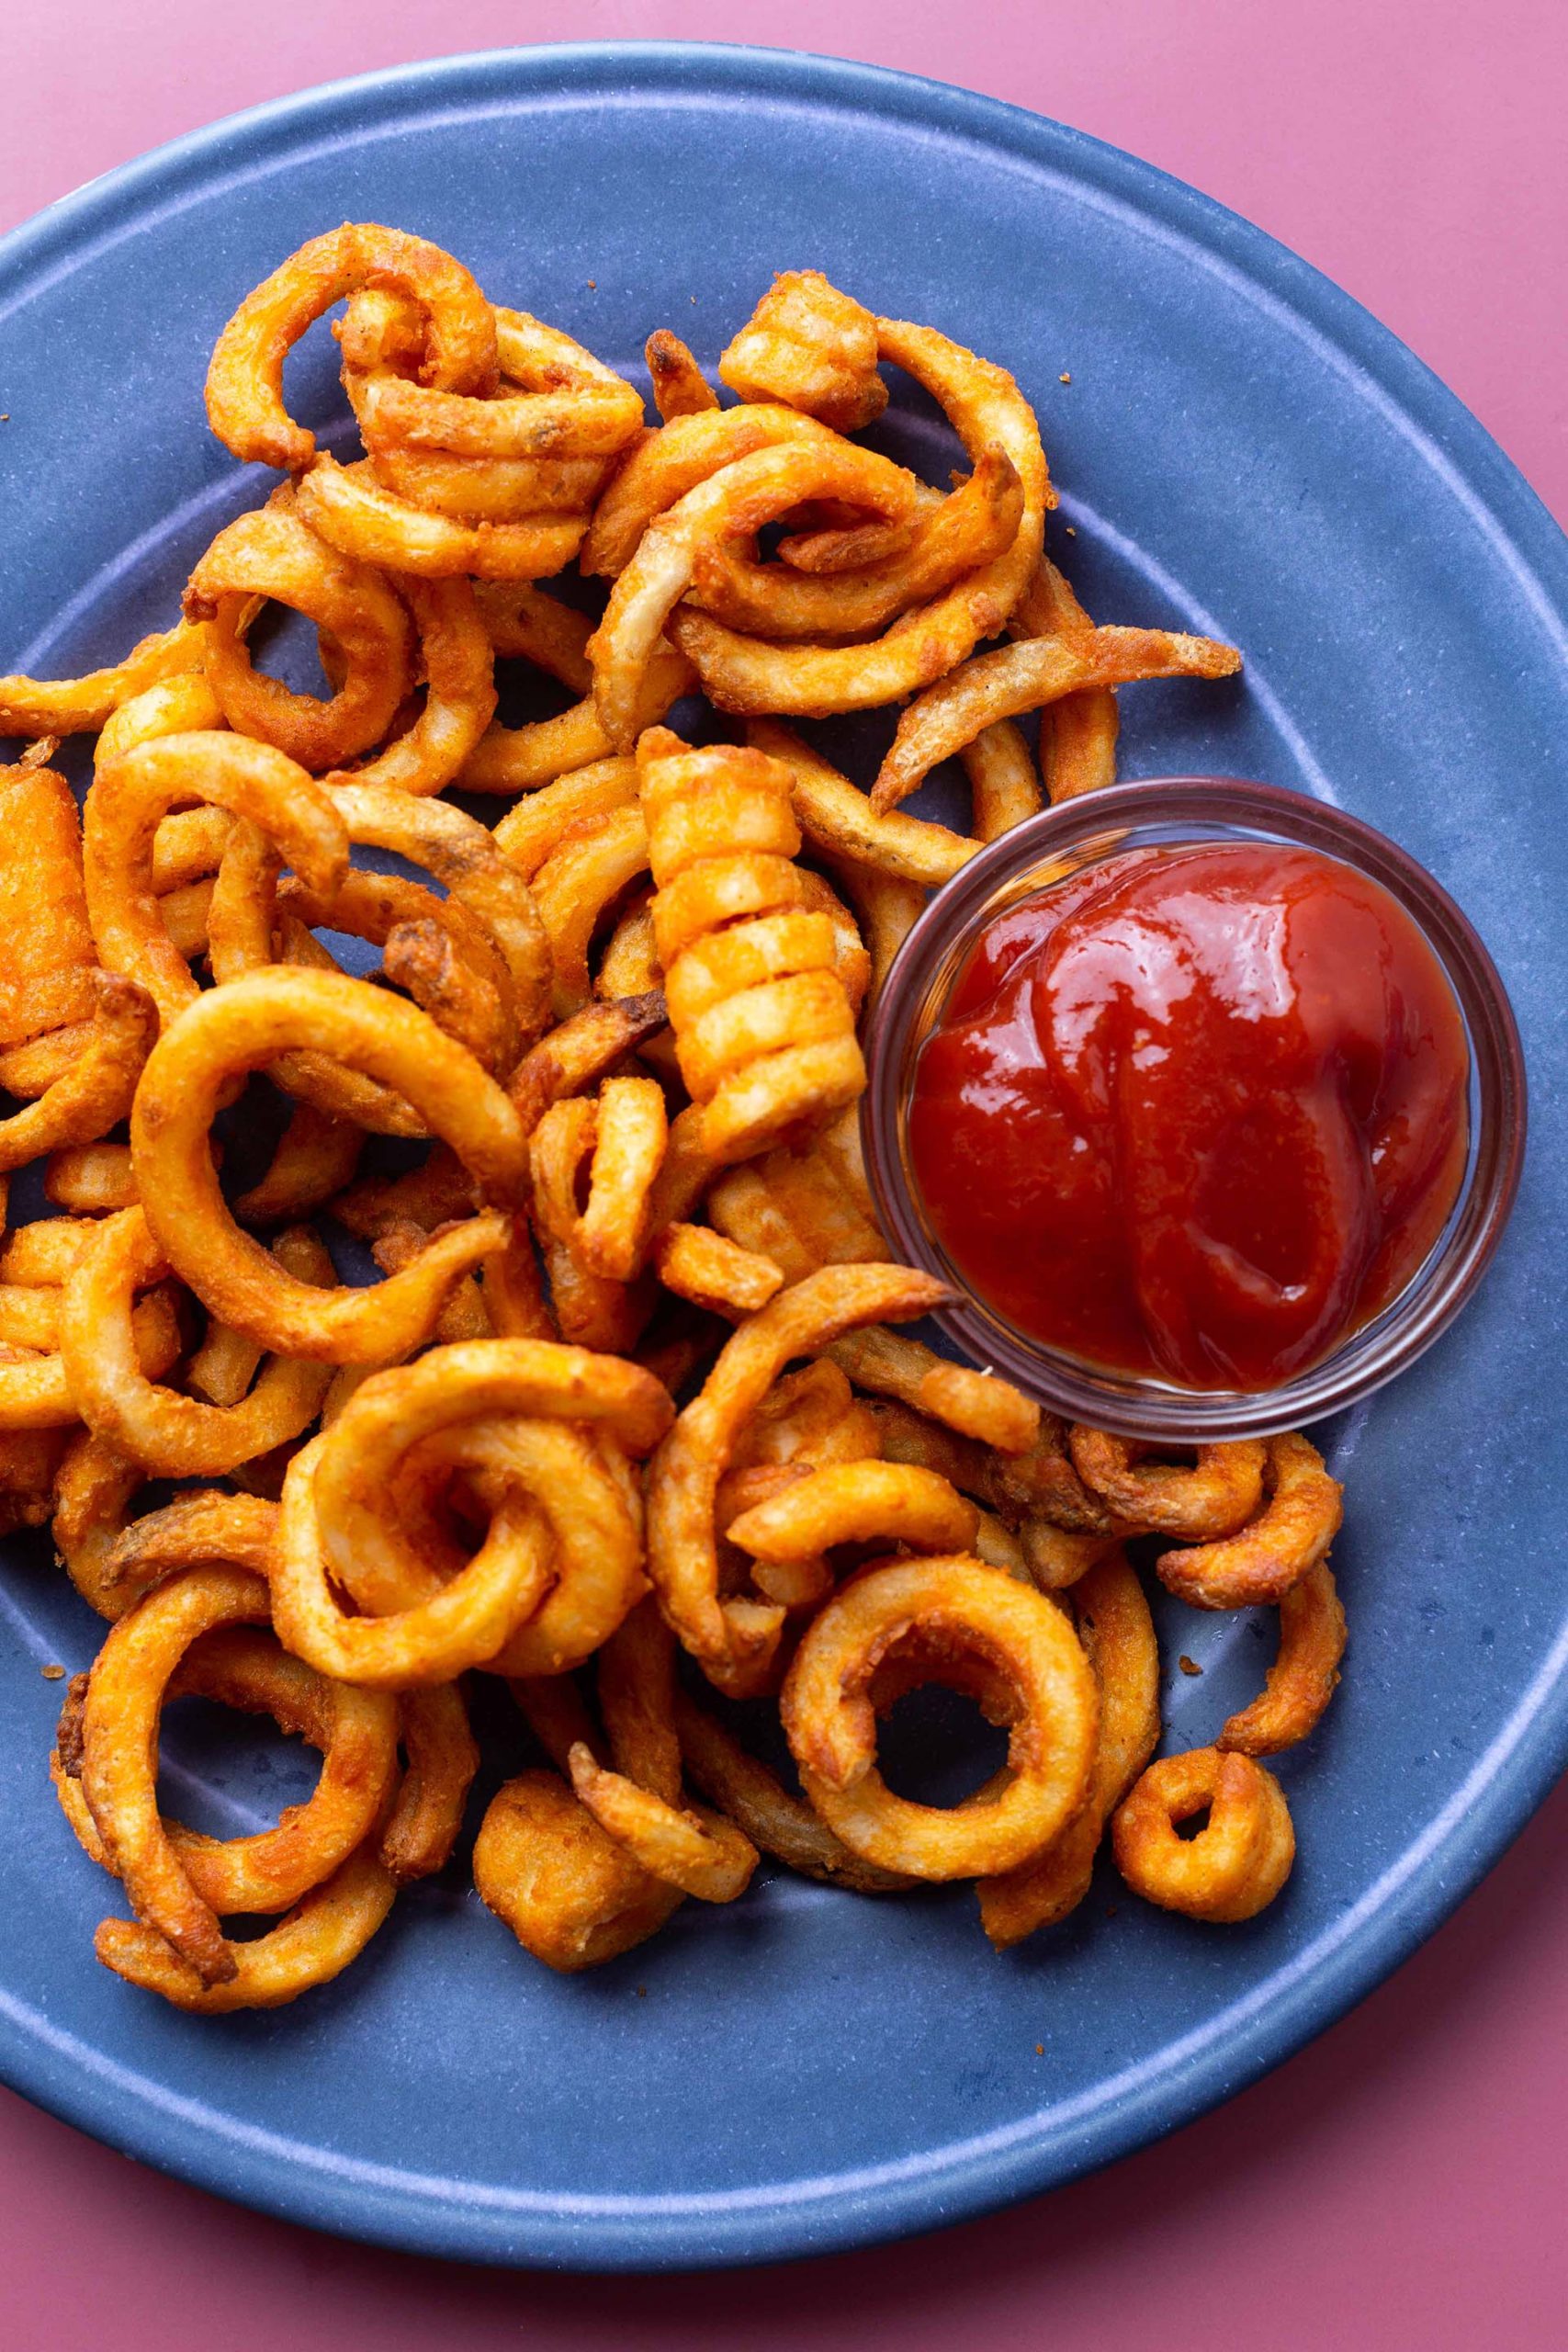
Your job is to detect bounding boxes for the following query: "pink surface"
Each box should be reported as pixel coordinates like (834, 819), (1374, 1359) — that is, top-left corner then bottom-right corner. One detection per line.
(3, 6), (1565, 2346)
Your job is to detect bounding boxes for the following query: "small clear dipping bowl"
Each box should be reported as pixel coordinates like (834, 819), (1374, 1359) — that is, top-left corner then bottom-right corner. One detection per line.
(862, 777), (1527, 1440)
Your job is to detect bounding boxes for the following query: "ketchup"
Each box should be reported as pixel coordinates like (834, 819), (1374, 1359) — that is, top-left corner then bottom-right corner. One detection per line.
(908, 842), (1470, 1390)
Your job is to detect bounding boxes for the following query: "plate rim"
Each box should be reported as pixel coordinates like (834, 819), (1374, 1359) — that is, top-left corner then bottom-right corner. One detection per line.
(1, 37), (1565, 2273)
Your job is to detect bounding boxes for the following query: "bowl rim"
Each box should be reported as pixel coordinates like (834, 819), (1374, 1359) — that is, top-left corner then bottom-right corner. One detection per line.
(862, 774), (1529, 1440)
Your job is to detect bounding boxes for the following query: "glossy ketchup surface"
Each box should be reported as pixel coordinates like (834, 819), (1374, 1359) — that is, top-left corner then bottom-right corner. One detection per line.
(908, 841), (1470, 1390)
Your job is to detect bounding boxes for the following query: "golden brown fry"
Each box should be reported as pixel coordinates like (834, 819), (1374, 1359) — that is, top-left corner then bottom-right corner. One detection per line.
(472, 582), (595, 685)
(0, 758), (97, 1046)
(872, 628), (1242, 813)
(718, 270), (888, 430)
(0, 619), (211, 740)
(690, 451), (1022, 640)
(205, 221), (497, 471)
(591, 439), (919, 750)
(96, 1845), (398, 2012)
(645, 1262), (950, 1690)
(654, 1223), (785, 1318)
(380, 1684), (480, 1882)
(59, 1211), (335, 1473)
(1156, 1433), (1344, 1609)
(0, 973), (157, 1176)
(232, 1102), (363, 1226)
(782, 1555), (1098, 1879)
(474, 1769), (682, 1973)
(1112, 1747), (1295, 1923)
(185, 502), (416, 768)
(978, 1549), (1160, 1945)
(1218, 1559), (1347, 1757)
(746, 718), (979, 888)
(671, 1687), (910, 1891)
(85, 731), (349, 1025)
(641, 731), (865, 1162)
(646, 329), (720, 422)
(1068, 1428), (1267, 1543)
(298, 455), (588, 582)
(80, 1565), (275, 1982)
(531, 1076), (668, 1283)
(130, 968), (527, 1362)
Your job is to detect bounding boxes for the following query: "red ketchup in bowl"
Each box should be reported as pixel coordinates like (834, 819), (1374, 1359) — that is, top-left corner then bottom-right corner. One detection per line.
(908, 840), (1470, 1390)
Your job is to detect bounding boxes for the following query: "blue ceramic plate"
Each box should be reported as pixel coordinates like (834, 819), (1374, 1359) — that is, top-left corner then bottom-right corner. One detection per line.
(1, 43), (1563, 2273)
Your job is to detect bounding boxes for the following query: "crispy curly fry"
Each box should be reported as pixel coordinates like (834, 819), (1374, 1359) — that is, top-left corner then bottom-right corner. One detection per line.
(719, 270), (888, 428)
(96, 1487), (278, 1614)
(645, 1263), (950, 1690)
(1112, 1747), (1295, 1922)
(0, 759), (98, 1047)
(352, 312), (641, 463)
(581, 403), (836, 577)
(0, 1284), (182, 1431)
(96, 1844), (398, 2012)
(60, 1622), (399, 1921)
(508, 990), (670, 1136)
(1068, 1428), (1267, 1542)
(0, 973), (157, 1174)
(232, 1102), (362, 1225)
(457, 637), (694, 794)
(1156, 1433), (1344, 1609)
(728, 1459), (979, 1565)
(964, 717), (1043, 840)
(978, 1549), (1160, 1945)
(85, 732), (349, 1024)
(298, 455), (588, 582)
(96, 674), (228, 777)
(1012, 558), (1120, 802)
(274, 1340), (669, 1682)
(330, 576), (498, 797)
(205, 221), (497, 471)
(1218, 1559), (1347, 1756)
(43, 1141), (136, 1214)
(51, 1432), (145, 1619)
(530, 1076), (668, 1283)
(564, 1600), (759, 1903)
(59, 1211), (335, 1473)
(671, 1688), (910, 1891)
(669, 313), (1050, 717)
(79, 1564), (276, 1982)
(272, 1427), (554, 1687)
(654, 1222), (784, 1318)
(567, 1741), (758, 1902)
(185, 502), (416, 767)
(130, 968), (526, 1361)
(782, 1555), (1098, 1879)
(0, 619), (211, 739)
(826, 1328), (1040, 1455)
(640, 732), (865, 1162)
(379, 1684), (480, 1882)
(746, 718), (979, 888)
(472, 581), (595, 683)
(690, 450), (1022, 640)
(591, 439), (919, 750)
(871, 626), (1242, 813)
(532, 804), (653, 1016)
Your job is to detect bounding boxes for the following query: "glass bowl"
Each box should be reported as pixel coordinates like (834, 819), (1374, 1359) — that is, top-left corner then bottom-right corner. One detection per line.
(861, 777), (1527, 1440)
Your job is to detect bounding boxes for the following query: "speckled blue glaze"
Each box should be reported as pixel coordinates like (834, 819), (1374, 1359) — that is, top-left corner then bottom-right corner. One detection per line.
(0, 42), (1562, 2274)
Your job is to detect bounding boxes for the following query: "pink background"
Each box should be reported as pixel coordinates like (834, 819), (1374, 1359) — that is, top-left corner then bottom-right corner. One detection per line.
(4, 6), (1565, 2346)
